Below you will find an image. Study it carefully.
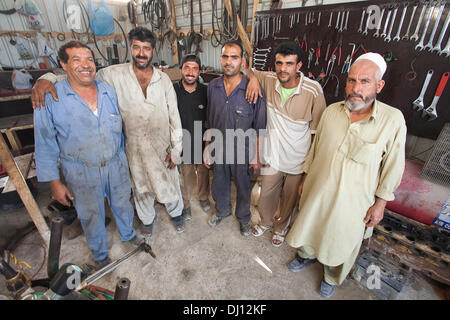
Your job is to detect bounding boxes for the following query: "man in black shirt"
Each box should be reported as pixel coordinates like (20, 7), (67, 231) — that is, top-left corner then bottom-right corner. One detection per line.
(174, 54), (211, 221)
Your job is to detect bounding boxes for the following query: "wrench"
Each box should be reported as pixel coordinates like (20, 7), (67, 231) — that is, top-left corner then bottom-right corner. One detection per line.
(432, 11), (450, 52)
(343, 10), (350, 31)
(335, 11), (341, 30)
(424, 3), (446, 51)
(422, 72), (449, 121)
(410, 4), (428, 42)
(384, 6), (398, 42)
(358, 10), (365, 33)
(412, 69), (434, 111)
(339, 11), (345, 32)
(393, 5), (408, 42)
(415, 5), (436, 50)
(440, 35), (450, 57)
(402, 5), (417, 40)
(380, 8), (392, 38)
(326, 54), (336, 76)
(362, 7), (372, 35)
(328, 12), (333, 28)
(255, 47), (271, 52)
(373, 8), (385, 37)
(317, 12), (321, 26)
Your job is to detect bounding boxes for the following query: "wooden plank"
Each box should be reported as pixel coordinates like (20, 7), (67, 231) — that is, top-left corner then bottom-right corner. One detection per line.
(249, 0), (261, 68)
(170, 0), (179, 65)
(2, 153), (33, 193)
(223, 0), (253, 57)
(0, 135), (50, 247)
(0, 114), (34, 131)
(4, 130), (22, 152)
(0, 94), (31, 103)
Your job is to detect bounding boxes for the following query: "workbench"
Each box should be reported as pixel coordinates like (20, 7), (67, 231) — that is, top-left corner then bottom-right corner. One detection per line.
(0, 94), (50, 246)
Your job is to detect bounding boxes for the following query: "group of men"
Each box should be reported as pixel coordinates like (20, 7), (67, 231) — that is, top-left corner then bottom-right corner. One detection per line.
(31, 26), (406, 298)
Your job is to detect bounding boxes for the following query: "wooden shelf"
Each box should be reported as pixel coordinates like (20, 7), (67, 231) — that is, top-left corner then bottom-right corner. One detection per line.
(0, 94), (31, 103)
(0, 114), (33, 132)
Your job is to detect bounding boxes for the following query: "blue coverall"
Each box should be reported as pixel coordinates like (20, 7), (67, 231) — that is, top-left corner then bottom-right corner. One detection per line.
(34, 79), (136, 262)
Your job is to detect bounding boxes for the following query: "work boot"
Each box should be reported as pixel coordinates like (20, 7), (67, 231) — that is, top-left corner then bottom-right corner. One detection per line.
(95, 256), (112, 270)
(239, 221), (252, 237)
(287, 255), (317, 272)
(199, 199), (211, 213)
(182, 207), (192, 221)
(319, 279), (336, 298)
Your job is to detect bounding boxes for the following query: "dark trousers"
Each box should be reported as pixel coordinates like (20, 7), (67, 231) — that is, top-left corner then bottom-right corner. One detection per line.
(211, 164), (252, 224)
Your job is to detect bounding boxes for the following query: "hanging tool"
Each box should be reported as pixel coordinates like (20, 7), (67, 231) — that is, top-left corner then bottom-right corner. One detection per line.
(325, 40), (332, 61)
(351, 43), (368, 60)
(300, 33), (308, 52)
(341, 54), (351, 73)
(335, 11), (341, 30)
(348, 42), (357, 66)
(393, 4), (408, 42)
(380, 7), (393, 38)
(358, 9), (365, 33)
(384, 5), (399, 42)
(328, 12), (333, 28)
(405, 58), (417, 81)
(432, 11), (450, 53)
(362, 7), (372, 35)
(412, 69), (434, 111)
(410, 4), (430, 42)
(439, 35), (450, 57)
(307, 48), (315, 69)
(422, 72), (449, 121)
(402, 4), (417, 40)
(75, 242), (156, 292)
(415, 4), (436, 50)
(317, 12), (321, 26)
(343, 10), (350, 31)
(326, 54), (336, 76)
(315, 40), (322, 66)
(424, 2), (446, 51)
(331, 35), (343, 66)
(373, 8), (385, 38)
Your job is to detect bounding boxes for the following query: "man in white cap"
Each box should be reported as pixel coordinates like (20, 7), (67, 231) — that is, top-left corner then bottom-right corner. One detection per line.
(285, 53), (407, 298)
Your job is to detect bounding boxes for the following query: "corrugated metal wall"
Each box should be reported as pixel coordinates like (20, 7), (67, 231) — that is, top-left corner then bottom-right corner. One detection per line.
(0, 0), (367, 70)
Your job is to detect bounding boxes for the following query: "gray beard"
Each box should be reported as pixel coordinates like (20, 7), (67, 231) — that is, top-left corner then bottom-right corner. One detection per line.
(345, 94), (376, 111)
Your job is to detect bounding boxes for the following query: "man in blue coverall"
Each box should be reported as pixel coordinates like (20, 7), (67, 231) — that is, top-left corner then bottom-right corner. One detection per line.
(204, 40), (266, 236)
(34, 41), (143, 269)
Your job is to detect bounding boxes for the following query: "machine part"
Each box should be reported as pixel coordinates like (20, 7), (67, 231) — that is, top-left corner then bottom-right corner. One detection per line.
(402, 5), (418, 40)
(393, 5), (408, 42)
(415, 4), (435, 50)
(114, 278), (130, 300)
(380, 8), (392, 38)
(352, 249), (410, 300)
(425, 3), (446, 51)
(39, 263), (87, 300)
(370, 209), (450, 285)
(328, 11), (333, 28)
(412, 69), (434, 111)
(422, 72), (449, 121)
(358, 9), (365, 33)
(432, 11), (450, 52)
(373, 8), (385, 37)
(384, 6), (399, 42)
(362, 7), (372, 35)
(76, 242), (155, 292)
(0, 257), (30, 299)
(410, 4), (428, 42)
(47, 217), (64, 280)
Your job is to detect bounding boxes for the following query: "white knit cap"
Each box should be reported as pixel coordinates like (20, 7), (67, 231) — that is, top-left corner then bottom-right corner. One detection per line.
(354, 52), (387, 78)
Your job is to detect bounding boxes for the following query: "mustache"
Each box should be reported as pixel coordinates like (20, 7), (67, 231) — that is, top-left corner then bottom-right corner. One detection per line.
(135, 55), (148, 60)
(347, 93), (364, 99)
(77, 68), (94, 72)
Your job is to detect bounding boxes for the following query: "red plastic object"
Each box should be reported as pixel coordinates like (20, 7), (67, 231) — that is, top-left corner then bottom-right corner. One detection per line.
(0, 164), (6, 175)
(386, 159), (450, 225)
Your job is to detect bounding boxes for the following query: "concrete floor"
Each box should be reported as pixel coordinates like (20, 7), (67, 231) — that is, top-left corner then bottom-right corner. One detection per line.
(0, 179), (448, 300)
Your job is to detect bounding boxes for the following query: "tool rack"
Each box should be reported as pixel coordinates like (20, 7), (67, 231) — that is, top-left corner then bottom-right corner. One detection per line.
(254, 0), (450, 140)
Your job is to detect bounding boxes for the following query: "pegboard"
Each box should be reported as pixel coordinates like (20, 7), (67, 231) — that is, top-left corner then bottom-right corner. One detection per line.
(254, 0), (450, 140)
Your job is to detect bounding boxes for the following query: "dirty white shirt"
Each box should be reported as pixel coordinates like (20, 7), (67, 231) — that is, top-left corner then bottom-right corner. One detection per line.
(40, 64), (183, 203)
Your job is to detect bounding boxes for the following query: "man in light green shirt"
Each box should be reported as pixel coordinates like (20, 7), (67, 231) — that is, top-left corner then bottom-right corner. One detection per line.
(285, 53), (407, 298)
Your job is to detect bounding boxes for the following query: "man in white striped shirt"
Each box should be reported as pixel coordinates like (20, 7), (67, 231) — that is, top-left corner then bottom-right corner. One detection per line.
(245, 42), (326, 247)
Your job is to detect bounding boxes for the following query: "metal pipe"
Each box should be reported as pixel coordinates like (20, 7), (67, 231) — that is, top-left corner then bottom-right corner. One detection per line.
(0, 259), (18, 280)
(114, 278), (130, 300)
(47, 217), (64, 280)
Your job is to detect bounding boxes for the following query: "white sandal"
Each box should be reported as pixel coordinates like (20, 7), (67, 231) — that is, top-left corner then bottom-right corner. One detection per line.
(272, 229), (288, 247)
(252, 224), (272, 237)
